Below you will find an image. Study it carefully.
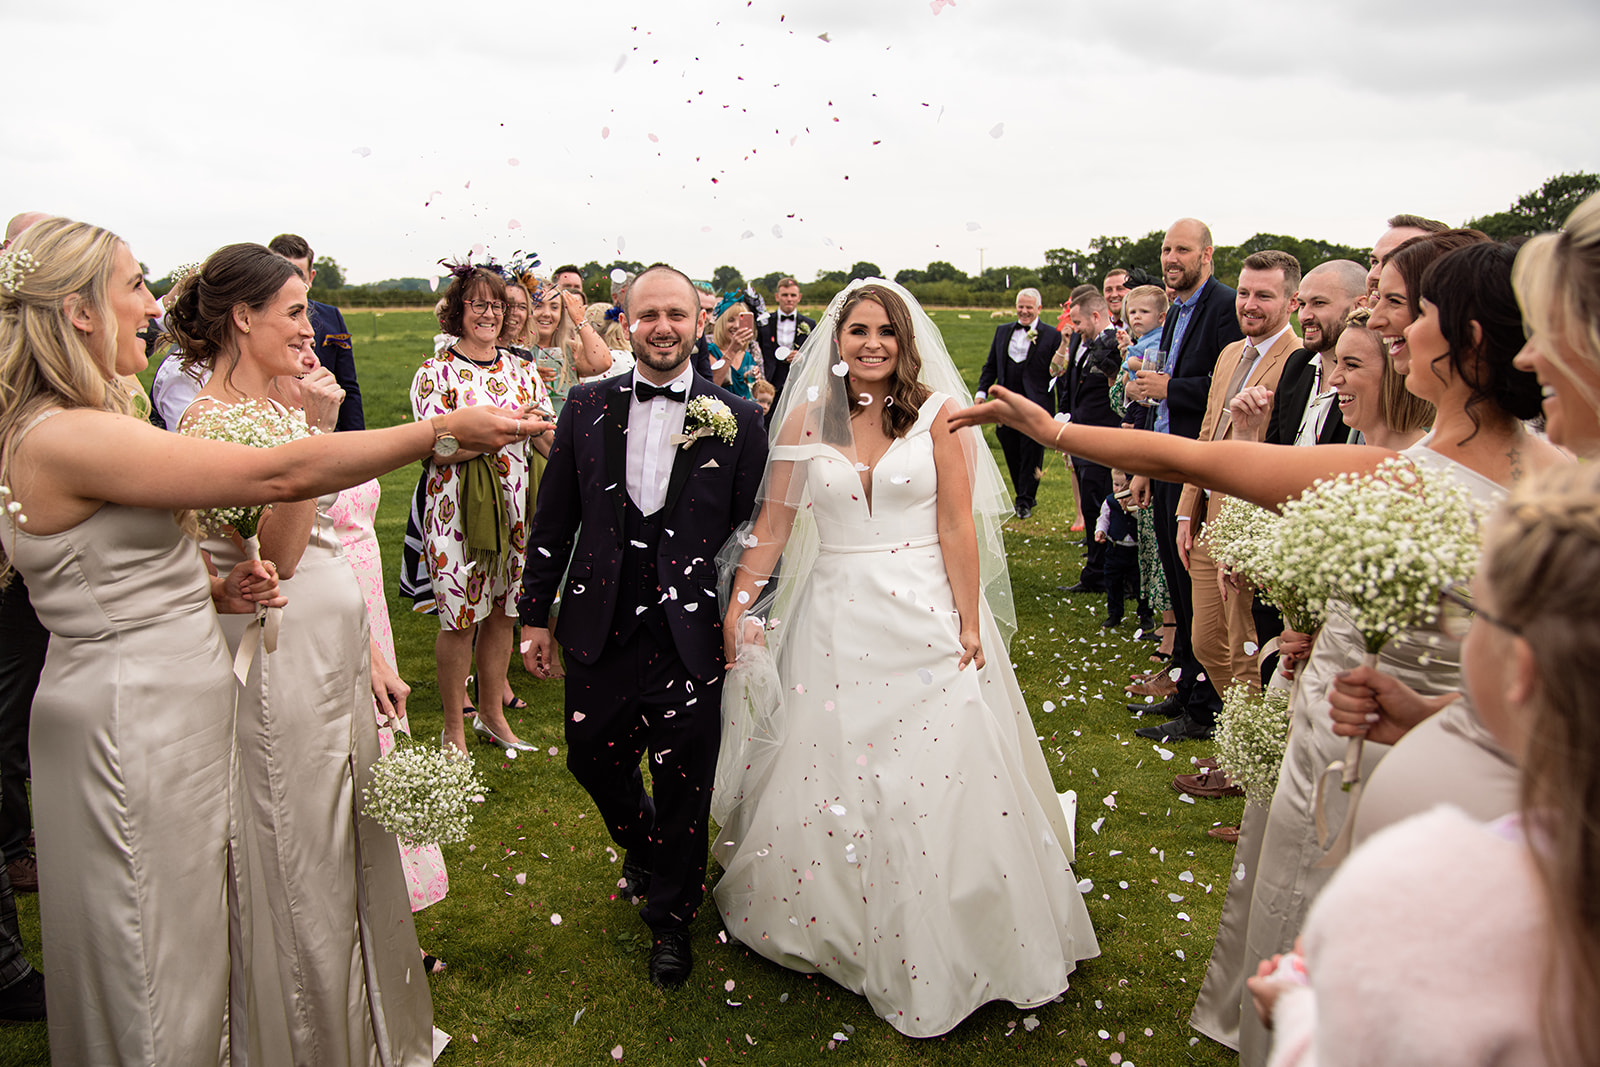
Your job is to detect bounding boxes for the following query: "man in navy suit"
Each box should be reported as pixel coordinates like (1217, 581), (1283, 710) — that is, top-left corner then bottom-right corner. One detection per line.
(267, 234), (364, 431)
(1126, 219), (1243, 742)
(519, 265), (768, 989)
(976, 288), (1059, 518)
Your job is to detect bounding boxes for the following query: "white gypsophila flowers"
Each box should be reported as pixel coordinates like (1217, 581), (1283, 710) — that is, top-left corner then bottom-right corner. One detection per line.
(362, 740), (487, 849)
(1270, 457), (1482, 652)
(0, 248), (38, 295)
(1201, 495), (1323, 632)
(1213, 683), (1291, 803)
(685, 396), (738, 445)
(180, 399), (313, 538)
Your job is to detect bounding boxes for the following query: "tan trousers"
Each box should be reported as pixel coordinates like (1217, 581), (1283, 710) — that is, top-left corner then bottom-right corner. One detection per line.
(1188, 492), (1260, 695)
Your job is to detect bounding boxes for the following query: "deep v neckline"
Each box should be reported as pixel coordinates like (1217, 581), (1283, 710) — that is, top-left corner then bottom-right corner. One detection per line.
(855, 437), (900, 517)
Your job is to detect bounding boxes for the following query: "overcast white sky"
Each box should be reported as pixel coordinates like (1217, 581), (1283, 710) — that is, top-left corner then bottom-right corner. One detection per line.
(7, 0), (1598, 285)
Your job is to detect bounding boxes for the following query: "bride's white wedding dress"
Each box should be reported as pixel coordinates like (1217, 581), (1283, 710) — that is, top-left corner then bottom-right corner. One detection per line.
(713, 393), (1099, 1038)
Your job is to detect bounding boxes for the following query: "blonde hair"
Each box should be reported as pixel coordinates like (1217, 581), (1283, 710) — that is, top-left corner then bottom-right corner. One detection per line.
(0, 217), (152, 581)
(712, 303), (744, 352)
(1483, 461), (1600, 1064)
(1513, 190), (1600, 420)
(1344, 307), (1434, 434)
(585, 302), (628, 350)
(1124, 284), (1168, 317)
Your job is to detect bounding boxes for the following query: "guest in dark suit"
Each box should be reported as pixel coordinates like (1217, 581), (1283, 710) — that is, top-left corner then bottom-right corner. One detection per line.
(1258, 260), (1367, 446)
(1056, 288), (1123, 591)
(519, 265), (768, 989)
(976, 288), (1059, 518)
(1124, 219), (1243, 737)
(755, 277), (814, 417)
(268, 233), (365, 431)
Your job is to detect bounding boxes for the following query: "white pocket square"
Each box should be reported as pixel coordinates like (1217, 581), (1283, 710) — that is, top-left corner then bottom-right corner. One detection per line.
(701, 458), (720, 469)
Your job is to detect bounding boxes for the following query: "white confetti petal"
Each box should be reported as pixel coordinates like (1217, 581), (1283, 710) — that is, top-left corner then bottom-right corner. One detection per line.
(830, 362), (849, 377)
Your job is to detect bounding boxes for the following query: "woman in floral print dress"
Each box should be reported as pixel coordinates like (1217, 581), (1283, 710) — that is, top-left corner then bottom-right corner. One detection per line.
(410, 265), (546, 755)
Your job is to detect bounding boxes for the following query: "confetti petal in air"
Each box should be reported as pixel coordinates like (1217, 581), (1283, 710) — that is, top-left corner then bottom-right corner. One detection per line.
(817, 32), (831, 42)
(647, 133), (659, 143)
(507, 219), (522, 230)
(966, 221), (981, 231)
(601, 126), (611, 139)
(1243, 641), (1260, 655)
(740, 230), (755, 240)
(352, 146), (371, 157)
(989, 122), (1005, 138)
(830, 362), (849, 377)
(507, 157), (520, 166)
(613, 54), (627, 72)
(771, 224), (784, 238)
(610, 268), (628, 284)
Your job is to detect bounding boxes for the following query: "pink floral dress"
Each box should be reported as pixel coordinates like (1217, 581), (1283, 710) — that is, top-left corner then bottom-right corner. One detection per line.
(409, 347), (539, 630)
(328, 479), (450, 911)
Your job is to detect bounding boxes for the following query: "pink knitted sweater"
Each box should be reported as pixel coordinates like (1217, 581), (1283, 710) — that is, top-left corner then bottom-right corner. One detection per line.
(1269, 806), (1555, 1066)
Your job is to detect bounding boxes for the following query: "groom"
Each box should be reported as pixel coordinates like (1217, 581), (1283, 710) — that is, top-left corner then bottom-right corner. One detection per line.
(519, 264), (768, 988)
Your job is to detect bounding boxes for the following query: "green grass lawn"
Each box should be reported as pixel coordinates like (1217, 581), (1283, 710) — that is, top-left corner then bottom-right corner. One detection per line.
(6, 308), (1243, 1066)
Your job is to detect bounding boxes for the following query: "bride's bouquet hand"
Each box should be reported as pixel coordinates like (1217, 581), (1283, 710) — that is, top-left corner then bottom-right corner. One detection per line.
(957, 628), (985, 671)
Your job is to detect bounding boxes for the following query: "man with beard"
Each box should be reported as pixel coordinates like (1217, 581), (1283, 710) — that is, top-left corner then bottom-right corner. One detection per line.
(1126, 218), (1243, 742)
(1255, 259), (1368, 446)
(519, 265), (768, 988)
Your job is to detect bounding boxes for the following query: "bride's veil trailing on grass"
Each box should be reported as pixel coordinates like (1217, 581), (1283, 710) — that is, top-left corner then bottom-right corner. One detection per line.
(710, 277), (1015, 829)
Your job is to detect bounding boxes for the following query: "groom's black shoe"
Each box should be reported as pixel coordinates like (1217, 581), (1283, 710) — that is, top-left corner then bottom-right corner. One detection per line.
(649, 931), (692, 989)
(1135, 713), (1213, 742)
(618, 854), (651, 902)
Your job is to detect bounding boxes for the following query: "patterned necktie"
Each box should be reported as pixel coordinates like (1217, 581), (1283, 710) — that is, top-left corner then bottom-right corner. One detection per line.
(1213, 344), (1259, 441)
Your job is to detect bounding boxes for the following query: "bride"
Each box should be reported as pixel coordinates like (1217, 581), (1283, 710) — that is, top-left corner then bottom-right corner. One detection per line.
(712, 280), (1099, 1038)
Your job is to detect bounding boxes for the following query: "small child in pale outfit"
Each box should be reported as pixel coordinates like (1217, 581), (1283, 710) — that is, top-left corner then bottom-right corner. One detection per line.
(1095, 469), (1141, 629)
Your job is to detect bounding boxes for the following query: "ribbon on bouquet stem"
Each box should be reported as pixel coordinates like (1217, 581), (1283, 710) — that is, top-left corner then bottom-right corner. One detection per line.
(1312, 649), (1379, 868)
(231, 535), (283, 685)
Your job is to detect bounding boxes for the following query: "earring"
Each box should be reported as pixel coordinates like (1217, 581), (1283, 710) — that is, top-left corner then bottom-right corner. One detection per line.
(243, 326), (251, 334)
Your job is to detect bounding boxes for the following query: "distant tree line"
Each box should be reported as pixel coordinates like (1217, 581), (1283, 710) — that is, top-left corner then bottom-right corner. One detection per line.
(147, 172), (1597, 309)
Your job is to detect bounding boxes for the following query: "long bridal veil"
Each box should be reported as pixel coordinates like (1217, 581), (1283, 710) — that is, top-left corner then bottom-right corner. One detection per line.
(710, 277), (1015, 827)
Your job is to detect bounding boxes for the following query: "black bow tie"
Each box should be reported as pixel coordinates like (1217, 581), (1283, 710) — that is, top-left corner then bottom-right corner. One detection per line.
(780, 314), (796, 321)
(1015, 322), (1031, 331)
(634, 380), (686, 403)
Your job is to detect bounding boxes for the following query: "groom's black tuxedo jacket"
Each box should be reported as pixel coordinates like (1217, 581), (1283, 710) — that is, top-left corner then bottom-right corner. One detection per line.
(518, 371), (768, 684)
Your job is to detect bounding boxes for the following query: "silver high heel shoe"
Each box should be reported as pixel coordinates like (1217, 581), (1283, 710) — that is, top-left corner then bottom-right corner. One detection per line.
(472, 715), (536, 754)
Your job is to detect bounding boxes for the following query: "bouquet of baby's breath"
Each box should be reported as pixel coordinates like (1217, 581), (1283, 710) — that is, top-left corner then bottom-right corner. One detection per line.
(1273, 456), (1483, 785)
(1203, 495), (1324, 632)
(1214, 683), (1291, 803)
(680, 395), (739, 447)
(181, 398), (313, 538)
(363, 738), (486, 848)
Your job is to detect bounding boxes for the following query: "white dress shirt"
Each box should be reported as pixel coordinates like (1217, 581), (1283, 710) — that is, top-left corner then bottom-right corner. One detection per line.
(776, 312), (799, 350)
(1008, 321), (1032, 363)
(625, 364), (692, 515)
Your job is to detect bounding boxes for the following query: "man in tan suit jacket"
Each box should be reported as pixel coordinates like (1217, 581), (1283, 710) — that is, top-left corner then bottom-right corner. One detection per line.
(1174, 250), (1303, 706)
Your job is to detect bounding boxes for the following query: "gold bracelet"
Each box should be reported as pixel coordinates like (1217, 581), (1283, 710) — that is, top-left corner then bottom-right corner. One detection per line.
(1053, 421), (1067, 451)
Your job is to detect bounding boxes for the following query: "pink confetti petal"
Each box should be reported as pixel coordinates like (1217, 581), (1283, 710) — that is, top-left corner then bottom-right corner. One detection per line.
(611, 1045), (623, 1060)
(601, 126), (611, 139)
(507, 157), (520, 166)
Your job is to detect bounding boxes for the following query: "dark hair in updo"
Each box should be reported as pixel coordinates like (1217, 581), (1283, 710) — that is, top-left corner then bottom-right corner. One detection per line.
(163, 243), (302, 374)
(1418, 241), (1544, 443)
(438, 268), (508, 338)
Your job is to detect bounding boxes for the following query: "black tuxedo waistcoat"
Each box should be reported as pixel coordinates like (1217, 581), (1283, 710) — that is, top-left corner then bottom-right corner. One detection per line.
(518, 372), (768, 683)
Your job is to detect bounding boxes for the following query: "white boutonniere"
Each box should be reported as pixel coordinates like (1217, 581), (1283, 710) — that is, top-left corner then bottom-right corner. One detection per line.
(796, 320), (812, 339)
(1025, 325), (1038, 342)
(671, 396), (738, 449)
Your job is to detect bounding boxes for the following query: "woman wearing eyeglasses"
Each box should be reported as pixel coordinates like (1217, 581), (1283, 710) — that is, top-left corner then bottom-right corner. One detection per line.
(951, 235), (1568, 1064)
(410, 265), (543, 755)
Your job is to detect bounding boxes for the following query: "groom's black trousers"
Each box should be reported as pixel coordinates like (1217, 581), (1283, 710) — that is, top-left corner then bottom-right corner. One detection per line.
(563, 625), (721, 934)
